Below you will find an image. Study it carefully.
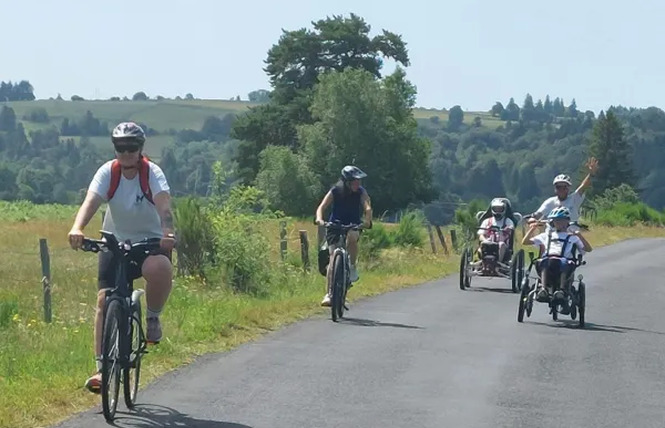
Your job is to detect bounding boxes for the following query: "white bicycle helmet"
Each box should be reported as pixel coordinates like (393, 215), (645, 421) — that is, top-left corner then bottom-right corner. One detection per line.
(553, 174), (572, 186)
(112, 121), (146, 145)
(490, 198), (506, 218)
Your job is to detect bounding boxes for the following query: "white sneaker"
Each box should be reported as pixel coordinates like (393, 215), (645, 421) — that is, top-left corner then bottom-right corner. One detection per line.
(349, 265), (359, 282)
(321, 294), (331, 307)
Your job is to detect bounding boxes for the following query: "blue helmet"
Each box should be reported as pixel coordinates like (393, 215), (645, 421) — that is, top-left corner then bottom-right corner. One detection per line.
(547, 206), (570, 220)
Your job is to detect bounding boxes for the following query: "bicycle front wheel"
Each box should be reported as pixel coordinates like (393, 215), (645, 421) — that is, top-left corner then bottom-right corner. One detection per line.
(101, 299), (123, 422)
(331, 252), (345, 322)
(123, 299), (143, 408)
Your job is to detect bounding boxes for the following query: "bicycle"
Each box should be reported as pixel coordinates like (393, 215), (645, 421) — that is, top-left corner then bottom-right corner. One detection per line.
(80, 230), (162, 422)
(319, 221), (365, 322)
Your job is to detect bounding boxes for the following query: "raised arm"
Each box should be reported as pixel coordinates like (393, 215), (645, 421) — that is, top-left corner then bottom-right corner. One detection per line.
(360, 189), (373, 228)
(575, 157), (599, 196)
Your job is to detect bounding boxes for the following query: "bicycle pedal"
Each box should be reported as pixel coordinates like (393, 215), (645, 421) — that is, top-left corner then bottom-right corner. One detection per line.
(343, 304), (349, 310)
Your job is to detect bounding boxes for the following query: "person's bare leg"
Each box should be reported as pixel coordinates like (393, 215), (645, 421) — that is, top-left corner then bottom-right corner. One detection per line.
(143, 255), (172, 309)
(347, 231), (359, 265)
(347, 231), (360, 282)
(84, 288), (109, 393)
(93, 289), (108, 357)
(498, 242), (507, 263)
(142, 255), (173, 343)
(321, 243), (336, 306)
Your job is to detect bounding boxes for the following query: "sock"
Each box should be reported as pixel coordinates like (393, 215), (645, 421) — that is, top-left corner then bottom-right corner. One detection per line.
(146, 308), (161, 319)
(95, 356), (102, 372)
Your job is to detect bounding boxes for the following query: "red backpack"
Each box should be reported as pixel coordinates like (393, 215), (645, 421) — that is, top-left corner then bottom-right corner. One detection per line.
(107, 155), (154, 204)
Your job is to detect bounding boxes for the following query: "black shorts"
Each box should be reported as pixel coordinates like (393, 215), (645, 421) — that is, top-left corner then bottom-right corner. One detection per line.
(98, 246), (172, 290)
(536, 257), (574, 283)
(325, 227), (363, 247)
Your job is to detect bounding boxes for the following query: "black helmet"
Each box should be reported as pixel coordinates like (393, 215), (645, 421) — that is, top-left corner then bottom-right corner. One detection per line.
(111, 122), (146, 145)
(341, 165), (367, 182)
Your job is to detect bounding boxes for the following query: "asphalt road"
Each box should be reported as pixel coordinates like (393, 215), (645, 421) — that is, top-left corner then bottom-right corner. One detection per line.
(52, 238), (665, 428)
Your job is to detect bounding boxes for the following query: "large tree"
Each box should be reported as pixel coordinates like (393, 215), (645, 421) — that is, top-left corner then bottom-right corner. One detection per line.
(231, 13), (410, 183)
(297, 67), (433, 214)
(588, 110), (634, 196)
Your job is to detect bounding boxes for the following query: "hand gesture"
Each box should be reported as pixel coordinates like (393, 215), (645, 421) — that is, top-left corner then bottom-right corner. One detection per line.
(586, 157), (599, 175)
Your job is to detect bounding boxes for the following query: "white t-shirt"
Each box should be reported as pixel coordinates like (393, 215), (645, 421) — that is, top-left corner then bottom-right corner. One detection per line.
(535, 191), (585, 222)
(530, 231), (585, 259)
(478, 216), (515, 243)
(88, 160), (170, 242)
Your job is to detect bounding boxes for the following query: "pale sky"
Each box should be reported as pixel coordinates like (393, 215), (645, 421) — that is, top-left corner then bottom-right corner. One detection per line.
(3, 0), (663, 113)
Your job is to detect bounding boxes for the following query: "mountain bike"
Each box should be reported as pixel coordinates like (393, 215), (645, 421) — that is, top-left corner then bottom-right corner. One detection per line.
(80, 230), (162, 422)
(321, 222), (365, 322)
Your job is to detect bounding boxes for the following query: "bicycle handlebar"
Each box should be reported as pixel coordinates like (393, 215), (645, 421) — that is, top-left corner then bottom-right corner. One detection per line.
(525, 217), (589, 230)
(320, 221), (365, 231)
(477, 226), (513, 231)
(80, 231), (163, 256)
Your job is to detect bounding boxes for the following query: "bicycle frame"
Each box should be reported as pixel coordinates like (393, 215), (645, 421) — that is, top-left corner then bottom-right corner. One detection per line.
(326, 223), (359, 287)
(83, 231), (160, 343)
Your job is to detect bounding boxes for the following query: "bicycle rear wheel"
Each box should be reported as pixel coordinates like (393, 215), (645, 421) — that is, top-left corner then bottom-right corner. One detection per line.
(331, 252), (345, 322)
(101, 299), (123, 422)
(123, 299), (144, 408)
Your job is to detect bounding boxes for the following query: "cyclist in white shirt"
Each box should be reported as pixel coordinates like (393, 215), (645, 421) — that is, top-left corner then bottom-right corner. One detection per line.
(527, 157), (598, 232)
(67, 122), (176, 394)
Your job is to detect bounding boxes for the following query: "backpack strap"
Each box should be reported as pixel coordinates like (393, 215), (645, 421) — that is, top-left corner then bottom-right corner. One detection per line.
(105, 156), (154, 204)
(139, 155), (154, 205)
(545, 231), (573, 258)
(107, 160), (122, 201)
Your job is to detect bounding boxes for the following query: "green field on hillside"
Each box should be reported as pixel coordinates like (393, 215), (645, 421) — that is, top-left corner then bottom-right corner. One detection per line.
(6, 99), (504, 137)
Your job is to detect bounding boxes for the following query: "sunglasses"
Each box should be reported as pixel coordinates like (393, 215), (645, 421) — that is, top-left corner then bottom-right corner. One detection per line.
(114, 144), (140, 153)
(555, 185), (569, 190)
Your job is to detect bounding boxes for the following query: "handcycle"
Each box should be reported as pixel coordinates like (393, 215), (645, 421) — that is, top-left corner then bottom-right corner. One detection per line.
(517, 223), (588, 328)
(80, 230), (163, 422)
(459, 199), (525, 293)
(316, 221), (366, 322)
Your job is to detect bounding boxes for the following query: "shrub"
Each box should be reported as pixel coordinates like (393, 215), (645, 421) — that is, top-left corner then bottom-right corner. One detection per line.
(453, 198), (487, 245)
(392, 211), (426, 247)
(210, 212), (272, 296)
(173, 197), (215, 278)
(359, 222), (394, 261)
(595, 202), (665, 227)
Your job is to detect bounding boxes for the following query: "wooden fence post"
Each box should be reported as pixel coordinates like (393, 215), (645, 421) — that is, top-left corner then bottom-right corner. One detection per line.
(426, 223), (437, 254)
(39, 238), (52, 323)
(434, 225), (449, 255)
(279, 221), (287, 261)
(299, 230), (310, 272)
(450, 229), (458, 250)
